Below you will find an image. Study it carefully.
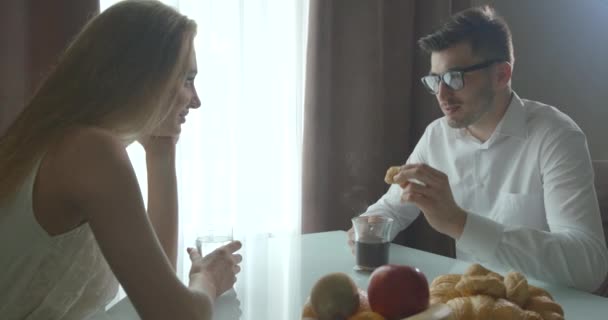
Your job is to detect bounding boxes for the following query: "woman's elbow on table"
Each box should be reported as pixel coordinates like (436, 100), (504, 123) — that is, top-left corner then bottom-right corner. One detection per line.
(138, 291), (214, 320)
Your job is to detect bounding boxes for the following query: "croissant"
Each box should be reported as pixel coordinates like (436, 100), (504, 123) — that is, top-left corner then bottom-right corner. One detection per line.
(431, 274), (463, 288)
(446, 297), (474, 320)
(528, 285), (554, 300)
(464, 263), (504, 281)
(539, 312), (565, 320)
(468, 295), (494, 319)
(430, 274), (463, 305)
(446, 296), (542, 320)
(430, 264), (565, 320)
(493, 298), (543, 320)
(455, 275), (506, 299)
(523, 310), (545, 319)
(492, 298), (519, 318)
(504, 272), (530, 307)
(384, 166), (401, 184)
(525, 295), (564, 317)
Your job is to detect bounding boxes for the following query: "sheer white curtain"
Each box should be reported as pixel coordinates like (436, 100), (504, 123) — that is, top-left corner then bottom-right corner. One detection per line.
(100, 0), (307, 310)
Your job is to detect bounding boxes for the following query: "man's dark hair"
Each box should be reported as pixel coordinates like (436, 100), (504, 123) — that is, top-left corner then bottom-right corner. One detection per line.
(418, 6), (514, 64)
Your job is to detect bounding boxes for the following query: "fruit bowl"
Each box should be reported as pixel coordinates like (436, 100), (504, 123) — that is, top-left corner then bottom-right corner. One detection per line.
(399, 304), (451, 320)
(302, 295), (451, 320)
(301, 265), (452, 320)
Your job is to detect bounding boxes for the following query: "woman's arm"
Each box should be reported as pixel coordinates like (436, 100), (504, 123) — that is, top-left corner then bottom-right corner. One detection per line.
(51, 128), (238, 320)
(141, 137), (179, 269)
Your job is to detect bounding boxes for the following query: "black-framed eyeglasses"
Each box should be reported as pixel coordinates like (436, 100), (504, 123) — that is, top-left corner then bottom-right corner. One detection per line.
(420, 59), (504, 95)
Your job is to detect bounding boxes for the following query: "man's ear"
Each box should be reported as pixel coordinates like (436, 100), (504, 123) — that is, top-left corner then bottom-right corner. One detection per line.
(495, 62), (513, 88)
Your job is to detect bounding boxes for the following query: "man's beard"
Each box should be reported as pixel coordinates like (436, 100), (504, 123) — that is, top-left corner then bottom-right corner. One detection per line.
(447, 86), (495, 129)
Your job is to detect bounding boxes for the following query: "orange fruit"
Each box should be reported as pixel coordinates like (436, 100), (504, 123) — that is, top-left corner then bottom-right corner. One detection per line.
(356, 288), (372, 313)
(348, 311), (386, 320)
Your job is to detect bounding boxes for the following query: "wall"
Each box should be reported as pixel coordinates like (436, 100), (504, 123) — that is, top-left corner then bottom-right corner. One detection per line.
(3, 0), (608, 159)
(0, 0), (98, 134)
(0, 0), (26, 134)
(475, 0), (608, 159)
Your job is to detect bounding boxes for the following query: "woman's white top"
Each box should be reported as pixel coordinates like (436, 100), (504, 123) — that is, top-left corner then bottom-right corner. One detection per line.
(0, 158), (118, 319)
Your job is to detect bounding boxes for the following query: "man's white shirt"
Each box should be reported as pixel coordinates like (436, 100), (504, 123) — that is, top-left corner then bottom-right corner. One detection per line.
(364, 92), (608, 292)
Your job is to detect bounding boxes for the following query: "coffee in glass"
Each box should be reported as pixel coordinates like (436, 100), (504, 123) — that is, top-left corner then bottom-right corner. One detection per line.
(352, 215), (393, 271)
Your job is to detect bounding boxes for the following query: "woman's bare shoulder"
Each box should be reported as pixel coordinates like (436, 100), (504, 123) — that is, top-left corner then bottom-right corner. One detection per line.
(46, 127), (135, 196)
(53, 127), (127, 164)
(58, 126), (125, 153)
(34, 127), (138, 230)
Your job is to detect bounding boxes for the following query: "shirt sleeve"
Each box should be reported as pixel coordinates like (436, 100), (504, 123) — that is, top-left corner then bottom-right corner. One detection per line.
(457, 129), (608, 292)
(361, 126), (431, 240)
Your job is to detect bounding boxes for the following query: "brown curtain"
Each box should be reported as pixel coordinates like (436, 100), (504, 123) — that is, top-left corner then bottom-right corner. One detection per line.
(302, 0), (474, 258)
(0, 0), (98, 134)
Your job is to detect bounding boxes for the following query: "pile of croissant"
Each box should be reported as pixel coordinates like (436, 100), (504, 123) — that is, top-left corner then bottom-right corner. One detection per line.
(430, 264), (564, 320)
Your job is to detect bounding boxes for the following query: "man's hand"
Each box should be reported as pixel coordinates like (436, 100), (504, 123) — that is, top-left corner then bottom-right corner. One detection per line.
(393, 164), (467, 239)
(347, 227), (355, 255)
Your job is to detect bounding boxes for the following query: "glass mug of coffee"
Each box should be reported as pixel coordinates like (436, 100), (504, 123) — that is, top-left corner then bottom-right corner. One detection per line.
(351, 215), (393, 271)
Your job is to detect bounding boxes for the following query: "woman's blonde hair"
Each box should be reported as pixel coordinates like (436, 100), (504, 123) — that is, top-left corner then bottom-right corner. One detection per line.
(0, 0), (197, 202)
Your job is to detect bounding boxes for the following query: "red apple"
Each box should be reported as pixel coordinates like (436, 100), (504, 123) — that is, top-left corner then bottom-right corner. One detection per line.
(367, 264), (430, 319)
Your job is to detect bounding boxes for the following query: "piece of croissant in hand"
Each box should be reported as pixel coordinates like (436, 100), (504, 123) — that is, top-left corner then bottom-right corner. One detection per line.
(384, 165), (427, 187)
(384, 166), (401, 184)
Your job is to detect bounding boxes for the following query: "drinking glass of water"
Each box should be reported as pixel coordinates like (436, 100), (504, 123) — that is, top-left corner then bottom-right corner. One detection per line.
(351, 215), (393, 271)
(195, 226), (234, 257)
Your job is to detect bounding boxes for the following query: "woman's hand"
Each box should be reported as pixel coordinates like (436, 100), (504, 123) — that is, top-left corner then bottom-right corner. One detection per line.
(138, 135), (178, 154)
(187, 241), (243, 300)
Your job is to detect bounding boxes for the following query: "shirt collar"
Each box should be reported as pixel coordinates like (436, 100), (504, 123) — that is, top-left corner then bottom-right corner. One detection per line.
(494, 91), (528, 140)
(453, 91), (528, 141)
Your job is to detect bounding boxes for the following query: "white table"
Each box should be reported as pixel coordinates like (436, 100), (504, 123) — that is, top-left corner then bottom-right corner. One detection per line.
(105, 231), (608, 319)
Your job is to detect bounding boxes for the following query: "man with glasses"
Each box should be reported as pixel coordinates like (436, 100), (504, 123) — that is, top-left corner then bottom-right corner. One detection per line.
(348, 6), (608, 292)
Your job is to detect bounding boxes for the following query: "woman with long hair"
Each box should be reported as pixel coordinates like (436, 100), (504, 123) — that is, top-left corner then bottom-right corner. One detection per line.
(0, 1), (241, 319)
